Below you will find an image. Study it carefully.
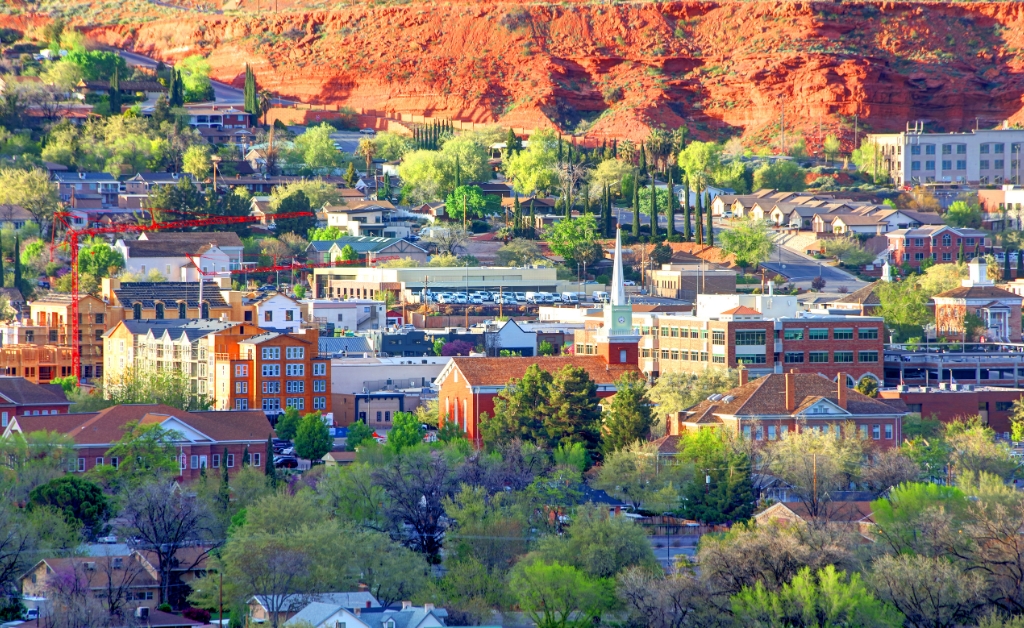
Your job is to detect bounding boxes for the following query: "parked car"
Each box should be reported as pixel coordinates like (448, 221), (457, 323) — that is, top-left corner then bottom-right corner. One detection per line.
(623, 280), (636, 286)
(274, 455), (299, 469)
(514, 292), (526, 302)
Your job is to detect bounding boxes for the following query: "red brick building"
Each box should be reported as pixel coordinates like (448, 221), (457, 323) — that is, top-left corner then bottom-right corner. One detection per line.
(0, 377), (72, 431)
(223, 330), (332, 418)
(660, 371), (907, 449)
(886, 225), (989, 269)
(435, 356), (638, 444)
(932, 257), (1023, 342)
(3, 404), (274, 480)
(878, 384), (1024, 436)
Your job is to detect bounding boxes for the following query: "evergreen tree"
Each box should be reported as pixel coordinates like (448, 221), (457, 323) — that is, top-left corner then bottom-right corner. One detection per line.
(13, 235), (21, 293)
(0, 239), (5, 288)
(512, 195), (523, 232)
(506, 128), (522, 156)
(666, 168), (676, 240)
(264, 436), (277, 489)
(344, 162), (357, 188)
(108, 67), (121, 115)
(454, 154), (461, 189)
(582, 185), (590, 216)
(612, 139), (618, 159)
(639, 144), (647, 177)
(1005, 248), (1012, 280)
(695, 187), (704, 245)
(706, 194), (715, 247)
(217, 447), (230, 513)
(169, 69), (184, 107)
(603, 372), (654, 451)
(1017, 248), (1023, 279)
(682, 179), (692, 242)
(242, 445), (250, 466)
(631, 171), (640, 238)
(958, 240), (965, 263)
(603, 183), (613, 238)
(529, 198), (537, 230)
(244, 64), (260, 117)
(543, 366), (603, 460)
(380, 172), (392, 200)
(648, 179), (658, 239)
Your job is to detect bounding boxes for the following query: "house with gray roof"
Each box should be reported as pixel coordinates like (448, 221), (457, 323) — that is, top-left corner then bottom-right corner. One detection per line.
(283, 602), (447, 628)
(249, 591), (380, 625)
(306, 236), (428, 265)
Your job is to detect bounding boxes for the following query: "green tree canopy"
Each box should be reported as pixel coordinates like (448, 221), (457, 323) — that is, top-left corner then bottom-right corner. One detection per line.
(175, 55), (213, 102)
(294, 411), (332, 461)
(719, 218), (775, 271)
(445, 185), (501, 223)
(510, 558), (616, 628)
(543, 213), (601, 270)
(28, 475), (110, 539)
(602, 372), (654, 452)
(386, 411), (425, 453)
(945, 200), (983, 229)
(503, 129), (559, 196)
(752, 160), (807, 192)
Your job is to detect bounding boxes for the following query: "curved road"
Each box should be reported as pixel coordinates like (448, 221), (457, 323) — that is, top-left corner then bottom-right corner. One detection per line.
(760, 245), (865, 289)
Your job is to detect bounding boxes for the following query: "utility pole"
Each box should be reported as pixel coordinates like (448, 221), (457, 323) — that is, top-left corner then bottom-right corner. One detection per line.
(812, 454), (818, 510)
(779, 94), (786, 156)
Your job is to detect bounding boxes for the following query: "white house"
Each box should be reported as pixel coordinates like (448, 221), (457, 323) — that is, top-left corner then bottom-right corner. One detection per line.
(484, 319), (538, 356)
(247, 294), (303, 333)
(285, 602), (447, 628)
(115, 241), (233, 281)
(323, 201), (395, 237)
(303, 299), (386, 332)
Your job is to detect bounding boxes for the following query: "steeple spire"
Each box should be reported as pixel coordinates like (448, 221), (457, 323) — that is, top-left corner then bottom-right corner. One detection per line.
(611, 227), (626, 306)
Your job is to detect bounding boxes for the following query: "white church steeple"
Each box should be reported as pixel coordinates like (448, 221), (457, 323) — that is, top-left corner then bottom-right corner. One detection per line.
(611, 227), (626, 306)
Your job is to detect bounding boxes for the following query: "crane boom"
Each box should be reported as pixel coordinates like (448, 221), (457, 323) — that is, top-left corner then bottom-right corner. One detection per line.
(53, 210), (316, 381)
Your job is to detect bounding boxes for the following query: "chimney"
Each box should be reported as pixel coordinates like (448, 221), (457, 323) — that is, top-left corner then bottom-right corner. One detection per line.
(401, 601), (412, 611)
(354, 608), (361, 617)
(738, 367), (747, 386)
(837, 373), (847, 410)
(668, 411), (682, 436)
(424, 603), (435, 612)
(357, 583), (368, 592)
(785, 373), (796, 412)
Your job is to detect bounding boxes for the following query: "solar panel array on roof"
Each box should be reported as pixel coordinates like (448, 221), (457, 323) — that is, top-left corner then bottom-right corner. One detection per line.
(114, 282), (229, 308)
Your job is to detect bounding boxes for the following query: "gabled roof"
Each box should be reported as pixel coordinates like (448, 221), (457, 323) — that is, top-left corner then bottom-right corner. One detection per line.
(832, 281), (881, 305)
(113, 282), (229, 308)
(829, 213), (885, 226)
(899, 210), (945, 225)
(262, 592), (380, 615)
(684, 373), (903, 419)
(0, 377), (71, 407)
(443, 356), (637, 387)
(140, 231), (243, 248)
(9, 404), (274, 446)
(934, 285), (1023, 301)
(323, 200), (395, 213)
(720, 305), (760, 316)
(325, 236), (427, 255)
(0, 204), (35, 221)
(22, 555), (159, 590)
(120, 238), (232, 259)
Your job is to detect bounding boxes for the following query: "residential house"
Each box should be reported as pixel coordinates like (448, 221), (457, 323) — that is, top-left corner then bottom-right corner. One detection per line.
(826, 282), (883, 316)
(0, 377), (72, 431)
(2, 403), (275, 480)
(284, 602), (446, 628)
(886, 225), (989, 269)
(75, 79), (167, 101)
(180, 104), (252, 130)
(815, 213), (887, 236)
(123, 173), (197, 195)
(932, 257), (1023, 342)
(249, 592), (379, 625)
(482, 319), (537, 356)
(52, 172), (120, 206)
(20, 554), (161, 613)
(303, 299), (387, 333)
(136, 231), (244, 270)
(322, 237), (429, 265)
(323, 201), (396, 237)
(243, 293), (303, 333)
(0, 204), (37, 229)
(754, 501), (875, 535)
(115, 232), (234, 281)
(664, 370), (906, 448)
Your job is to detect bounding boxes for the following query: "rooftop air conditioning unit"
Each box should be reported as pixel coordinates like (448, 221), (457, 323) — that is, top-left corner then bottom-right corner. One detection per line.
(939, 383), (949, 390)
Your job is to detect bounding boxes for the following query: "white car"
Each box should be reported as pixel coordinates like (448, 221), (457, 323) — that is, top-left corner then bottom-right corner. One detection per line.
(623, 280), (636, 286)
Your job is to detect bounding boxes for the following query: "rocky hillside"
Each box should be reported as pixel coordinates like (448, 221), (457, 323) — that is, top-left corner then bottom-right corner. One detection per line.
(10, 0), (1024, 146)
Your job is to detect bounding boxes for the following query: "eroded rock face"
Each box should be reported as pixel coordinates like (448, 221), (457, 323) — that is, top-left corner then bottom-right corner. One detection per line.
(25, 0), (1024, 143)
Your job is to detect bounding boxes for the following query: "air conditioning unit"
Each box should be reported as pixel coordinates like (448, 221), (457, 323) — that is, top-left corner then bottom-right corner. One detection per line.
(84, 562), (96, 571)
(135, 607), (150, 620)
(939, 383), (949, 390)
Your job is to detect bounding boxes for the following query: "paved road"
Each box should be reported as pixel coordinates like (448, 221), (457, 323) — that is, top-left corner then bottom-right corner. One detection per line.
(760, 245), (864, 289)
(329, 131), (365, 154)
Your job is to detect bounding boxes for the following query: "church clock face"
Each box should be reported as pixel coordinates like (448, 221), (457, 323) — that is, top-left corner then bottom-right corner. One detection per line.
(617, 316), (626, 324)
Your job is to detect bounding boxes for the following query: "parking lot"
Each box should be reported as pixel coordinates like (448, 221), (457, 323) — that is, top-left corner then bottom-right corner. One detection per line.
(423, 290), (608, 306)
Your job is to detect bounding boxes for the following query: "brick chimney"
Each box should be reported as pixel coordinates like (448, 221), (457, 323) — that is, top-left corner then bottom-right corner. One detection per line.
(785, 373), (795, 412)
(837, 373), (848, 410)
(738, 366), (748, 386)
(668, 411), (682, 436)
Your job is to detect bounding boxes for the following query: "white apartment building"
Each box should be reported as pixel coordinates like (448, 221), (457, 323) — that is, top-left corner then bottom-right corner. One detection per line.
(868, 126), (1024, 186)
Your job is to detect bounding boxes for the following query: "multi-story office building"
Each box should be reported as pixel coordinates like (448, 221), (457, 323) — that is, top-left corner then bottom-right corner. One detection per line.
(885, 225), (990, 269)
(868, 126), (1024, 186)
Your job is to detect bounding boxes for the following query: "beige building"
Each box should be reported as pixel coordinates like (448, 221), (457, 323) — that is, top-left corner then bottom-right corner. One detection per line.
(868, 126), (1024, 186)
(646, 264), (737, 301)
(311, 266), (560, 301)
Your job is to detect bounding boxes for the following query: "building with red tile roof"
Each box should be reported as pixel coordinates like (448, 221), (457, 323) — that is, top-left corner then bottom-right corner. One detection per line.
(933, 257), (1023, 342)
(2, 404), (274, 480)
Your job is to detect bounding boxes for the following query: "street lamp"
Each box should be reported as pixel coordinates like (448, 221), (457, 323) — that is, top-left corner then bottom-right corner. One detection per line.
(211, 154), (222, 192)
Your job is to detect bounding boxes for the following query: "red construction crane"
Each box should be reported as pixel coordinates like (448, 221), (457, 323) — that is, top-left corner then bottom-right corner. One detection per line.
(53, 210), (317, 380)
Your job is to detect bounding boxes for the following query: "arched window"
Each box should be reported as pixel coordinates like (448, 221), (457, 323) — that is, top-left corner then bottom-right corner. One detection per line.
(201, 302), (209, 319)
(132, 303), (141, 320)
(178, 302), (187, 319)
(155, 303), (164, 320)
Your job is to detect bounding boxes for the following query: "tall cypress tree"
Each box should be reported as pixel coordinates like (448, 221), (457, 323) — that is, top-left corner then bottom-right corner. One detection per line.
(529, 199), (537, 234)
(244, 64), (260, 116)
(582, 185), (590, 216)
(706, 193), (715, 247)
(242, 445), (250, 466)
(513, 195), (522, 232)
(108, 67), (121, 115)
(631, 171), (640, 238)
(13, 235), (21, 293)
(639, 145), (648, 177)
(649, 179), (658, 239)
(666, 168), (676, 240)
(557, 136), (563, 163)
(958, 240), (965, 263)
(695, 187), (704, 245)
(1017, 248), (1023, 279)
(1005, 248), (1012, 280)
(265, 436), (277, 489)
(683, 179), (692, 242)
(0, 239), (5, 288)
(454, 155), (461, 189)
(601, 183), (611, 238)
(217, 447), (230, 514)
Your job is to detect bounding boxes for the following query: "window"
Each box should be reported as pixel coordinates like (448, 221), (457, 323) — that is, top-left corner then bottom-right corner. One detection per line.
(872, 424), (881, 440)
(227, 454), (235, 468)
(735, 330), (766, 346)
(76, 458), (85, 472)
(669, 327), (679, 338)
(942, 160), (952, 170)
(235, 364), (249, 377)
(155, 303), (164, 319)
(911, 161), (920, 170)
(809, 329), (829, 340)
(784, 352), (804, 363)
(743, 425), (751, 439)
(178, 302), (187, 319)
(859, 425), (868, 439)
(314, 397), (327, 410)
(235, 399), (248, 410)
(783, 329), (804, 341)
(858, 351), (879, 363)
(0, 412), (5, 428)
(942, 144), (952, 155)
(262, 398), (280, 411)
(286, 347), (305, 359)
(711, 330), (725, 345)
(261, 347), (281, 360)
(885, 424), (893, 439)
(264, 311), (273, 322)
(926, 160), (935, 170)
(95, 314), (104, 324)
(111, 457), (118, 469)
(956, 144), (966, 154)
(915, 252), (924, 261)
(712, 355), (725, 364)
(834, 351), (854, 363)
(996, 159), (1005, 169)
(669, 350), (679, 361)
(262, 381), (281, 394)
(833, 328), (853, 340)
(212, 454), (220, 468)
(660, 326), (669, 337)
(95, 329), (104, 341)
(956, 160), (967, 170)
(768, 425), (777, 440)
(313, 362), (326, 376)
(996, 143), (1005, 153)
(286, 364), (305, 376)
(286, 381), (305, 393)
(190, 455), (198, 470)
(262, 364), (280, 377)
(981, 144), (990, 154)
(981, 160), (990, 170)
(737, 354), (766, 364)
(252, 453), (261, 468)
(858, 327), (878, 340)
(235, 382), (248, 394)
(942, 252), (952, 261)
(925, 144), (936, 155)
(911, 145), (921, 155)
(996, 401), (1014, 411)
(314, 380), (326, 392)
(286, 310), (294, 322)
(179, 455), (186, 471)
(96, 457), (103, 466)
(809, 351), (829, 363)
(690, 329), (699, 338)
